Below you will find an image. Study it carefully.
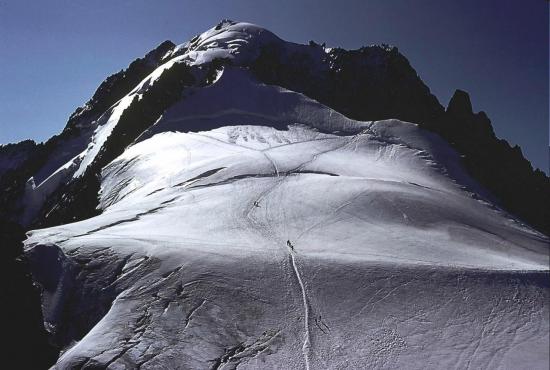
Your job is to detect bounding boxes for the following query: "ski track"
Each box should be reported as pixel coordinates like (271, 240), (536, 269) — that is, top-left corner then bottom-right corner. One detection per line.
(289, 247), (312, 370)
(242, 133), (367, 369)
(243, 145), (314, 369)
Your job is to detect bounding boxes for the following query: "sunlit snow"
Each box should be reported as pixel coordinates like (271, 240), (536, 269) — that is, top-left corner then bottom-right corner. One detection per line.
(24, 22), (549, 370)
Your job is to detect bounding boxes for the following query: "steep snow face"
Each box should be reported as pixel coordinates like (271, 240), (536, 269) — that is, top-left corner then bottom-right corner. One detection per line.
(26, 68), (548, 369)
(73, 94), (136, 178)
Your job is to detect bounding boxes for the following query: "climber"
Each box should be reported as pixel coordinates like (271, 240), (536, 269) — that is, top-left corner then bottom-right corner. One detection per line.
(287, 240), (294, 251)
(253, 200), (260, 207)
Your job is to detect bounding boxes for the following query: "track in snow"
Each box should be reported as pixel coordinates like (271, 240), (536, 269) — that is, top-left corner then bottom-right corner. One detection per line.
(288, 245), (312, 370)
(243, 147), (318, 369)
(240, 131), (372, 369)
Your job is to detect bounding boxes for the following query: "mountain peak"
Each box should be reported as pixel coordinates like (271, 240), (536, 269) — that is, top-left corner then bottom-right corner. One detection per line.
(165, 20), (280, 66)
(1, 19), (548, 370)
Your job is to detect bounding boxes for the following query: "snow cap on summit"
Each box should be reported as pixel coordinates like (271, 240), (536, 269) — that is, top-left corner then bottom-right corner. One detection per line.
(168, 20), (282, 65)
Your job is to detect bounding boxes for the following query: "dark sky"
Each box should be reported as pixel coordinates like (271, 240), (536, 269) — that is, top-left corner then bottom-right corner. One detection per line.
(1, 0), (548, 172)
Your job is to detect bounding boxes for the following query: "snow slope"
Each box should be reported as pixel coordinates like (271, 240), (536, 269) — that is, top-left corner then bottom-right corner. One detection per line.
(25, 65), (549, 369)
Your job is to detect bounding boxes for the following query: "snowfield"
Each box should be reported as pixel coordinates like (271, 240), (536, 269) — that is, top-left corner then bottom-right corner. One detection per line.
(23, 22), (549, 369)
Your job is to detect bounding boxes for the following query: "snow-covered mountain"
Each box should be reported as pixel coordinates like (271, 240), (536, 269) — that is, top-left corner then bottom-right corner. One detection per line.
(2, 20), (548, 369)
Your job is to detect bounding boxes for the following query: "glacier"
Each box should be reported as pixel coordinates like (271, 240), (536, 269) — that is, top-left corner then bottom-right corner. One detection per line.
(19, 21), (549, 369)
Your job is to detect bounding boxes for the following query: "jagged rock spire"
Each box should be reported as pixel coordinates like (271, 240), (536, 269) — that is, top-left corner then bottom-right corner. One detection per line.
(446, 89), (473, 117)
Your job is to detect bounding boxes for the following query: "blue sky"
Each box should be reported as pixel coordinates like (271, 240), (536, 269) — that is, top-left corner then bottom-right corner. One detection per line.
(0, 0), (548, 172)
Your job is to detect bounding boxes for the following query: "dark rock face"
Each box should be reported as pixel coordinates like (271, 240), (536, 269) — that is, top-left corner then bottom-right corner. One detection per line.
(0, 140), (38, 178)
(25, 242), (138, 351)
(35, 170), (103, 229)
(252, 43), (444, 129)
(438, 90), (549, 233)
(0, 139), (54, 223)
(1, 218), (58, 369)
